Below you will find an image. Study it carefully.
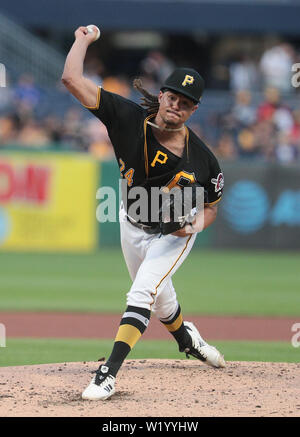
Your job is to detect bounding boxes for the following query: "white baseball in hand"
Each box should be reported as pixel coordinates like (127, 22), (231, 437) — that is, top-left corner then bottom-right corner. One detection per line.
(86, 25), (101, 41)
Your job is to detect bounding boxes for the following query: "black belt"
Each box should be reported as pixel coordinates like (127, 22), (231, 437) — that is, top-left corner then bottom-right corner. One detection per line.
(126, 214), (160, 235)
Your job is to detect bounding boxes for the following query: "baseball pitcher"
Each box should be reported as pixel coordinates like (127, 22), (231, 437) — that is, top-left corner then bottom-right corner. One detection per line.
(62, 25), (225, 401)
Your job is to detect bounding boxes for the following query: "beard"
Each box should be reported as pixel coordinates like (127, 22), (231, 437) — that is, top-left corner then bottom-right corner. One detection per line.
(161, 111), (182, 128)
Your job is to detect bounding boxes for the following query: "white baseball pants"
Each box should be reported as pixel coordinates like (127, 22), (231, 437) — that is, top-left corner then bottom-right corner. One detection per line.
(119, 204), (197, 320)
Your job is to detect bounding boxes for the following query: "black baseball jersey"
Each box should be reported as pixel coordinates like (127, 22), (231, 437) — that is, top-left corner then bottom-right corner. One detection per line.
(84, 87), (224, 225)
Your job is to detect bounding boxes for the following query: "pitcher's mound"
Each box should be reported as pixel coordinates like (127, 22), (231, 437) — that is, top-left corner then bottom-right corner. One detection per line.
(0, 360), (299, 417)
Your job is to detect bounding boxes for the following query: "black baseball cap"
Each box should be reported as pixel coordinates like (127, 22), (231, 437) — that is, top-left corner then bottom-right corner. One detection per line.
(161, 68), (205, 104)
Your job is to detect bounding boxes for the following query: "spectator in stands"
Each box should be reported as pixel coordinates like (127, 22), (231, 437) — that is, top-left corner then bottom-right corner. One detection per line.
(84, 119), (114, 160)
(259, 42), (295, 93)
(1, 60), (299, 164)
(293, 51), (300, 94)
(43, 115), (64, 145)
(257, 87), (279, 122)
(0, 114), (19, 145)
(229, 54), (259, 92)
(16, 117), (50, 147)
(237, 126), (261, 159)
(60, 107), (87, 150)
(289, 109), (300, 148)
(275, 131), (298, 163)
(215, 132), (237, 160)
(257, 87), (294, 134)
(252, 119), (276, 160)
(224, 90), (257, 130)
(14, 73), (42, 109)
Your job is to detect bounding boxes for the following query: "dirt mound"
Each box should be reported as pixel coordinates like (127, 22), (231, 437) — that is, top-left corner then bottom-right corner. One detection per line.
(0, 360), (299, 417)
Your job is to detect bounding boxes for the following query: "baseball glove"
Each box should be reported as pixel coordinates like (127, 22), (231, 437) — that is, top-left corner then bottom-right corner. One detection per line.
(158, 182), (207, 235)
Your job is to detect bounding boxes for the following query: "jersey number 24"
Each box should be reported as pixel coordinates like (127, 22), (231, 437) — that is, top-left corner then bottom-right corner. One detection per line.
(119, 158), (135, 187)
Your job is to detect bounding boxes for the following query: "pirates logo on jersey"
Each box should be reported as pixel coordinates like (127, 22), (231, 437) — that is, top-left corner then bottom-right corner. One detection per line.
(165, 171), (196, 190)
(151, 150), (168, 167)
(211, 173), (224, 192)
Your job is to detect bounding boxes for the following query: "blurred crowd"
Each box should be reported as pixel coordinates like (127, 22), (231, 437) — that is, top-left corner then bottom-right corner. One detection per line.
(206, 87), (300, 163)
(0, 41), (299, 163)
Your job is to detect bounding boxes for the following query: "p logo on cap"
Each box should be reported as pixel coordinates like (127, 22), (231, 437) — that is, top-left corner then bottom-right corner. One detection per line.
(161, 67), (205, 103)
(182, 75), (194, 87)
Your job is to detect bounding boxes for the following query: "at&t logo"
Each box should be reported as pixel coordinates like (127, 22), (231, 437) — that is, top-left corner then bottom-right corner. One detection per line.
(221, 180), (300, 234)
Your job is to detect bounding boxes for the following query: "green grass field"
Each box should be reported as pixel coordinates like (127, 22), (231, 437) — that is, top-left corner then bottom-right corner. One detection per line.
(0, 338), (298, 367)
(0, 249), (299, 367)
(0, 249), (299, 316)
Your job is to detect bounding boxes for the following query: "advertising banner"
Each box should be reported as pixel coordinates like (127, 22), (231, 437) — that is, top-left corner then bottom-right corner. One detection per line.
(0, 153), (98, 251)
(215, 162), (300, 249)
